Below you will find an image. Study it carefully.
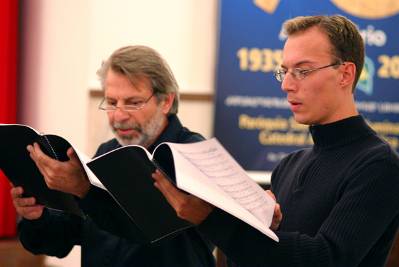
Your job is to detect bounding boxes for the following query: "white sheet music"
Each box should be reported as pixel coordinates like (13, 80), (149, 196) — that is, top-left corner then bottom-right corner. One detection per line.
(167, 138), (278, 241)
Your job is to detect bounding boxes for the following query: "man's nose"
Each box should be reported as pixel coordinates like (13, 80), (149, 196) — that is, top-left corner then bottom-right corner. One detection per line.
(113, 106), (130, 121)
(281, 72), (297, 93)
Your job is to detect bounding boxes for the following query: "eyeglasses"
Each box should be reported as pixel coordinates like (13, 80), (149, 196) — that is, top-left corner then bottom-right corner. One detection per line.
(99, 93), (155, 112)
(274, 62), (343, 82)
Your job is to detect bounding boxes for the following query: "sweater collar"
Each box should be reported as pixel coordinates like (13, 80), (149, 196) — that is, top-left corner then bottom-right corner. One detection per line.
(147, 114), (182, 153)
(309, 115), (374, 149)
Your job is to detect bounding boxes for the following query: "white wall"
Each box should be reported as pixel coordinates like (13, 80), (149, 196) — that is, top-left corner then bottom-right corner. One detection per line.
(19, 0), (218, 266)
(86, 0), (217, 94)
(20, 0), (218, 151)
(19, 0), (91, 149)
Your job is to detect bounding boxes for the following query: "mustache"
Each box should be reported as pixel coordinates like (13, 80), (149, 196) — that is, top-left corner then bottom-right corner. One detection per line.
(113, 122), (142, 133)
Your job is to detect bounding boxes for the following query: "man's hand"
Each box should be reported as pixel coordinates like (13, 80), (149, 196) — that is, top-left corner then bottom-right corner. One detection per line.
(152, 170), (214, 225)
(11, 186), (44, 220)
(266, 190), (283, 231)
(152, 169), (283, 230)
(27, 142), (90, 198)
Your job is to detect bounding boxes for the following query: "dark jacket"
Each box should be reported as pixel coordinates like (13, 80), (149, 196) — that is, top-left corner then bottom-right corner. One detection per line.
(19, 115), (215, 267)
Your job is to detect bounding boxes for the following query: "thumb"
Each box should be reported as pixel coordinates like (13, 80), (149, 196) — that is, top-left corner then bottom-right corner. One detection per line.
(266, 189), (276, 201)
(67, 147), (79, 162)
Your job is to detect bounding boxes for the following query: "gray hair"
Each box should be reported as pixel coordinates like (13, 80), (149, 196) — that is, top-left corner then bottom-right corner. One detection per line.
(97, 45), (179, 114)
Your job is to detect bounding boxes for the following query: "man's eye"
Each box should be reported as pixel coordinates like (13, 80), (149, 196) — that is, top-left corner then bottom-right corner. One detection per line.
(126, 101), (144, 107)
(298, 69), (309, 74)
(294, 69), (311, 77)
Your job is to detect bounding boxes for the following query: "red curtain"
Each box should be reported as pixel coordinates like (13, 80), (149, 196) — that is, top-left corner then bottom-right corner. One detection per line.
(0, 0), (18, 237)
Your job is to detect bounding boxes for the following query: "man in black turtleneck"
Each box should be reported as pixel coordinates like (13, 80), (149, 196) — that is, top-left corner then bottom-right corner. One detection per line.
(152, 15), (399, 267)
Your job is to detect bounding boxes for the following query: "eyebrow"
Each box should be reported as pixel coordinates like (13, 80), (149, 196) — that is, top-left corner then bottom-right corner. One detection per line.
(281, 60), (316, 69)
(105, 96), (145, 101)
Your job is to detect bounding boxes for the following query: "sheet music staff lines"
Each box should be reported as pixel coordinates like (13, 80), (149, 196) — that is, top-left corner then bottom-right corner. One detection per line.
(176, 144), (273, 225)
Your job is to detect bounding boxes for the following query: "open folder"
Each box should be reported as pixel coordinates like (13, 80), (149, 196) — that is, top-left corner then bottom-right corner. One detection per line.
(0, 123), (279, 243)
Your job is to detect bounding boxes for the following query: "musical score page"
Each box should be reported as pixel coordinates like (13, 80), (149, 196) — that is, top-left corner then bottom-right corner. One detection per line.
(166, 138), (278, 241)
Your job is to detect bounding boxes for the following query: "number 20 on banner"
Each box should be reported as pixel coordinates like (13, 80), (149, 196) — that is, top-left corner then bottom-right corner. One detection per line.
(378, 55), (399, 79)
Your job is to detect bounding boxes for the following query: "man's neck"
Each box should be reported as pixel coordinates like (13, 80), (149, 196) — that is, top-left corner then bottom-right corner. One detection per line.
(143, 116), (169, 149)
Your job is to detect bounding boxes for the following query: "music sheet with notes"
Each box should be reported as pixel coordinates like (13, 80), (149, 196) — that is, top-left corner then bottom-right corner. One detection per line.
(167, 138), (279, 241)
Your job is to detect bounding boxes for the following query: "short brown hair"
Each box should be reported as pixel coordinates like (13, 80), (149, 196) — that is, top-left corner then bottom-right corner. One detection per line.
(283, 15), (364, 91)
(97, 45), (179, 114)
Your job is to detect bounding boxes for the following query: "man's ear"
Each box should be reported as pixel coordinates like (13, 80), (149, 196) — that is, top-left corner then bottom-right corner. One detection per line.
(161, 93), (175, 114)
(340, 62), (356, 89)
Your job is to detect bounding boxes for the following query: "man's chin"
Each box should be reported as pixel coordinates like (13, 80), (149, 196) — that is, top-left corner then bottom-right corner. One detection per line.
(115, 135), (143, 146)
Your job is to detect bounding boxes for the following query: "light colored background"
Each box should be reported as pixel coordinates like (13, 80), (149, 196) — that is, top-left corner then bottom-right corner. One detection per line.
(19, 1), (217, 265)
(19, 0), (217, 154)
(18, 1), (269, 265)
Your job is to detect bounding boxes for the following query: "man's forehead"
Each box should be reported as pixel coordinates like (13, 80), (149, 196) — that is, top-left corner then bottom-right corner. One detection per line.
(104, 72), (153, 97)
(104, 86), (152, 99)
(282, 28), (333, 66)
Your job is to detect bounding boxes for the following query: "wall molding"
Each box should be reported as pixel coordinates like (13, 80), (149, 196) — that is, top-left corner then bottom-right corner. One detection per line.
(89, 89), (214, 102)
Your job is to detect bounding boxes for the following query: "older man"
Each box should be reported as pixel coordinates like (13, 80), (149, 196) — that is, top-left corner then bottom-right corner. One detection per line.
(11, 45), (215, 267)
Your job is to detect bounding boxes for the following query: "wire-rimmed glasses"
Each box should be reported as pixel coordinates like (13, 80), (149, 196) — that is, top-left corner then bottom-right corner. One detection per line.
(99, 92), (155, 112)
(274, 62), (343, 82)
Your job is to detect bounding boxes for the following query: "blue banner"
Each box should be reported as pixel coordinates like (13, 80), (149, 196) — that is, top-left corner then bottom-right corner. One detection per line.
(214, 0), (399, 171)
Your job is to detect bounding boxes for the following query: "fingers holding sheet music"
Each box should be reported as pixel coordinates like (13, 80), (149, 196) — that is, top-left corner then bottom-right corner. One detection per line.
(266, 190), (282, 231)
(152, 169), (214, 225)
(27, 142), (91, 198)
(10, 186), (44, 220)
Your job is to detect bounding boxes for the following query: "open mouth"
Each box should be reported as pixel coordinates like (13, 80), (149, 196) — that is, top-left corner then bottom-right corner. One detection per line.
(288, 100), (302, 112)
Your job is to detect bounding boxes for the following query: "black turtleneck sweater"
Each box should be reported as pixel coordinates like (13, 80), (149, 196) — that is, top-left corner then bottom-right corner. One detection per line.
(199, 115), (399, 267)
